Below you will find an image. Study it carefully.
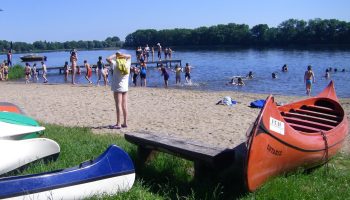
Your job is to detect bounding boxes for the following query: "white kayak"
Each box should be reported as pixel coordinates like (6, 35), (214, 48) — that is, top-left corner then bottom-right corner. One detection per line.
(0, 138), (60, 175)
(0, 121), (45, 140)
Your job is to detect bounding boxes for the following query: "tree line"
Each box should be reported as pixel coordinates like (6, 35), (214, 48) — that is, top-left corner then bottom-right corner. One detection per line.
(124, 18), (350, 47)
(0, 36), (122, 53)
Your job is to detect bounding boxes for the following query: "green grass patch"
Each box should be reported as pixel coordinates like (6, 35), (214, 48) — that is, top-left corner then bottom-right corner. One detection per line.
(8, 64), (25, 80)
(4, 124), (350, 199)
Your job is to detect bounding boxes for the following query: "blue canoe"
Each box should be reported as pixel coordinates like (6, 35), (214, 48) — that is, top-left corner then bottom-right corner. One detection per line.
(0, 145), (135, 200)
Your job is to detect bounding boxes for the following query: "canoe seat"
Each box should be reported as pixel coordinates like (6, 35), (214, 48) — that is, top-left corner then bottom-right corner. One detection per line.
(281, 112), (339, 127)
(302, 105), (338, 115)
(287, 122), (323, 133)
(291, 108), (341, 122)
(124, 132), (237, 178)
(283, 116), (334, 131)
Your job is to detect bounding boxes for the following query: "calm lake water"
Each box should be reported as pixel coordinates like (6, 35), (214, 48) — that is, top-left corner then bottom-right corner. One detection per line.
(5, 48), (350, 97)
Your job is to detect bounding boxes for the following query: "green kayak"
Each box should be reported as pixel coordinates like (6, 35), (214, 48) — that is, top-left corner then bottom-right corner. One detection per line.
(0, 112), (43, 139)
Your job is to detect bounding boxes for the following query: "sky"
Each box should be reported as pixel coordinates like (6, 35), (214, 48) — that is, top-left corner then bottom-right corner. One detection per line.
(1, 0), (350, 43)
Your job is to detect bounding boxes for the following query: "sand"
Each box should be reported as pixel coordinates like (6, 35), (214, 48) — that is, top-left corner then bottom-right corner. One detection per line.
(1, 81), (349, 153)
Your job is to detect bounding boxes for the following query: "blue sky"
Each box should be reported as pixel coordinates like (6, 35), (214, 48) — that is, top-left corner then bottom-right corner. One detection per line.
(1, 0), (349, 43)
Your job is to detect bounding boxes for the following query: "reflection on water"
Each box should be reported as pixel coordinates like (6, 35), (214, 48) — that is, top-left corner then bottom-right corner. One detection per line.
(5, 48), (350, 97)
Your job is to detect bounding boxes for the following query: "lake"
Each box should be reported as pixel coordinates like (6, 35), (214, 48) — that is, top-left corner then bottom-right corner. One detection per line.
(4, 48), (350, 97)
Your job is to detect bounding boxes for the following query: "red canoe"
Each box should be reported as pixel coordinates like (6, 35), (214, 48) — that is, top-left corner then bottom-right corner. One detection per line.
(0, 102), (23, 114)
(245, 81), (349, 192)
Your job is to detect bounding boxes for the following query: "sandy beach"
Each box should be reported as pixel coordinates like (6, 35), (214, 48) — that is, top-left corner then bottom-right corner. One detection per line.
(1, 81), (349, 154)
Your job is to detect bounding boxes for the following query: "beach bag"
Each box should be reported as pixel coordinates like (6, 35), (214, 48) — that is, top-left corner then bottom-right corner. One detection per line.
(116, 58), (129, 75)
(250, 99), (265, 108)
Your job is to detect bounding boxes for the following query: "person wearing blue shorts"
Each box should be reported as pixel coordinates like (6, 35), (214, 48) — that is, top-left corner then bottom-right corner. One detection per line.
(304, 65), (315, 96)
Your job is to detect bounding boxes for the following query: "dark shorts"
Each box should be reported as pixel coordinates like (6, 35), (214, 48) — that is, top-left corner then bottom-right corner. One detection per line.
(185, 73), (191, 79)
(164, 74), (169, 81)
(140, 73), (146, 79)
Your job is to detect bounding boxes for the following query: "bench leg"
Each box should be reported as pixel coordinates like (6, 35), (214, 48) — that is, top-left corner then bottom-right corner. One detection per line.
(137, 146), (158, 166)
(194, 161), (217, 179)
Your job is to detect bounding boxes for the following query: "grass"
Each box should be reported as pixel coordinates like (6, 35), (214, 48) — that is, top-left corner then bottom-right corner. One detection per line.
(8, 64), (25, 80)
(5, 124), (350, 199)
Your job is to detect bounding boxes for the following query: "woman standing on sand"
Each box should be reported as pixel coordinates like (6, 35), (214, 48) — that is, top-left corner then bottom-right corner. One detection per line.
(70, 51), (78, 84)
(106, 51), (131, 129)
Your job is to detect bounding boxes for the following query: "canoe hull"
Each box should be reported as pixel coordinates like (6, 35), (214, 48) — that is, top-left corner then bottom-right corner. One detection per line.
(245, 81), (348, 191)
(0, 112), (43, 139)
(4, 173), (135, 200)
(0, 145), (135, 199)
(0, 138), (60, 175)
(0, 102), (23, 114)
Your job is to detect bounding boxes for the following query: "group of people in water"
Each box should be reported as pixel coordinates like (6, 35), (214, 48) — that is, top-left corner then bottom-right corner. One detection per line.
(23, 61), (48, 84)
(130, 62), (192, 88)
(135, 43), (173, 63)
(226, 63), (347, 96)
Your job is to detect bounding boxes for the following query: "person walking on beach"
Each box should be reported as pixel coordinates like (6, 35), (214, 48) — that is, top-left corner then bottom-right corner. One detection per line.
(84, 60), (93, 84)
(185, 63), (192, 83)
(140, 61), (147, 87)
(304, 65), (315, 96)
(106, 51), (131, 129)
(70, 51), (78, 84)
(96, 56), (105, 86)
(41, 61), (48, 83)
(24, 63), (31, 84)
(32, 63), (39, 82)
(7, 50), (12, 67)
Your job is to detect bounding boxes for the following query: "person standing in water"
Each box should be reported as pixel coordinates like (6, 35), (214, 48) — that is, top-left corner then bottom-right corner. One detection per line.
(41, 61), (48, 83)
(304, 65), (315, 96)
(70, 51), (78, 84)
(84, 60), (93, 84)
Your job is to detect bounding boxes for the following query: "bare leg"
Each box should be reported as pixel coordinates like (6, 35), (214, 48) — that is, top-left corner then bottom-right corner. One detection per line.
(121, 92), (128, 127)
(114, 92), (122, 126)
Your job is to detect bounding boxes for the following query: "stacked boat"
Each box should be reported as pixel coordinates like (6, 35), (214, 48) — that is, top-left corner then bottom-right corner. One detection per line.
(0, 102), (135, 199)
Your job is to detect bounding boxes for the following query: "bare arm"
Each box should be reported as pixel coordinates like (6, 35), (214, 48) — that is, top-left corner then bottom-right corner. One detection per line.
(106, 54), (116, 64)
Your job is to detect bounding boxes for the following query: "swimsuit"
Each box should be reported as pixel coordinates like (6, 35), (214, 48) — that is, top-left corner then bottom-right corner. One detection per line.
(306, 79), (312, 85)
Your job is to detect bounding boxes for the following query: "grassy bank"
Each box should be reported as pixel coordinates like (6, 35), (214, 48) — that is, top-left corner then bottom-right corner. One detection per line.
(7, 64), (25, 80)
(6, 124), (350, 199)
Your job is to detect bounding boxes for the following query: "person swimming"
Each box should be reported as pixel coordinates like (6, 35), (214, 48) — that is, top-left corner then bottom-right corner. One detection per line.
(272, 72), (277, 79)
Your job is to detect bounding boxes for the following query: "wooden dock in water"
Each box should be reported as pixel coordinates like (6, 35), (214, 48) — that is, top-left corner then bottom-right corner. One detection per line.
(36, 59), (182, 74)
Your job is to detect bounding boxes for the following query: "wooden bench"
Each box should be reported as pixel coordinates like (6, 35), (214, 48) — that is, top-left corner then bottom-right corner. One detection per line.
(124, 132), (244, 178)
